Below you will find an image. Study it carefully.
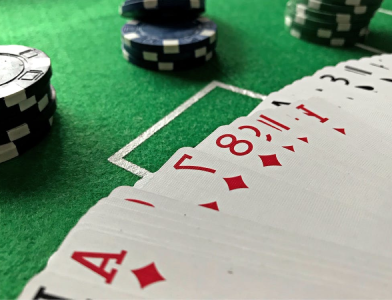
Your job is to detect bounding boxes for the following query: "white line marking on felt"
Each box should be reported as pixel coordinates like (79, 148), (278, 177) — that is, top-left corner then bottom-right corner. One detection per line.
(355, 43), (386, 54)
(214, 82), (267, 101)
(108, 81), (266, 177)
(109, 157), (152, 178)
(378, 8), (392, 16)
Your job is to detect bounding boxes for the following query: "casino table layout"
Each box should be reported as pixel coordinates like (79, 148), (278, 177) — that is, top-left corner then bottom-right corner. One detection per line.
(1, 0), (392, 297)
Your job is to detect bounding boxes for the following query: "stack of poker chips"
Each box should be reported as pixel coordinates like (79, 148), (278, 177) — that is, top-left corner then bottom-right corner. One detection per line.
(284, 0), (383, 47)
(119, 0), (217, 71)
(0, 45), (57, 164)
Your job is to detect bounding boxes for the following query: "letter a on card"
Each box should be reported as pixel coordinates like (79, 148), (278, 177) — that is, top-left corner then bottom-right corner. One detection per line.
(71, 250), (127, 284)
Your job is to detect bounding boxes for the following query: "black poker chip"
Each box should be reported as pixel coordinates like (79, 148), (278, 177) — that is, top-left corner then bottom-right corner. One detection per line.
(285, 0), (382, 46)
(0, 83), (52, 123)
(0, 86), (56, 163)
(119, 0), (205, 21)
(0, 94), (57, 145)
(0, 115), (54, 164)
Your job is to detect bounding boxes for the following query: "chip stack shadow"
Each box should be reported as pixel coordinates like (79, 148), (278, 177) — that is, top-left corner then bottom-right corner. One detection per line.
(119, 0), (218, 71)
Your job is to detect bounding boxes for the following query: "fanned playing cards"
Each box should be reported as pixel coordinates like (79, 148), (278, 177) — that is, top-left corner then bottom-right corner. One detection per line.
(19, 54), (392, 299)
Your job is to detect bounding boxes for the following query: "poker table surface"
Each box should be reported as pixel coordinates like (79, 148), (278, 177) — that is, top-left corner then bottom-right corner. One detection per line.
(1, 0), (392, 297)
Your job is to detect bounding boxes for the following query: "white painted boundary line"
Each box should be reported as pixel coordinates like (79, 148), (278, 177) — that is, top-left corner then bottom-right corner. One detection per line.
(378, 8), (392, 16)
(108, 81), (266, 177)
(355, 43), (386, 54)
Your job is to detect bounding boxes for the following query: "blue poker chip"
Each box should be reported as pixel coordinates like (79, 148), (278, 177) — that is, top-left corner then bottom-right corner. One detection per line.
(120, 0), (205, 20)
(121, 18), (217, 54)
(122, 46), (214, 71)
(122, 40), (217, 62)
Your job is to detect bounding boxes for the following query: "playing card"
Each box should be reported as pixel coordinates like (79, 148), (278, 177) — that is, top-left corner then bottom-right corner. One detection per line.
(353, 56), (392, 73)
(105, 190), (267, 245)
(249, 98), (391, 171)
(72, 206), (391, 294)
(251, 75), (390, 113)
(335, 58), (392, 83)
(365, 54), (392, 71)
(247, 98), (392, 183)
(134, 173), (155, 189)
(106, 187), (392, 276)
(254, 54), (392, 113)
(76, 209), (345, 284)
(313, 65), (391, 97)
(54, 197), (367, 288)
(195, 121), (392, 218)
(46, 227), (376, 299)
(137, 147), (392, 258)
(248, 97), (392, 186)
(253, 77), (392, 135)
(18, 271), (141, 299)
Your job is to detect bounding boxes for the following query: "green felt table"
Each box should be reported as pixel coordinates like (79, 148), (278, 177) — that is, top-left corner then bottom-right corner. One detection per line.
(1, 0), (392, 297)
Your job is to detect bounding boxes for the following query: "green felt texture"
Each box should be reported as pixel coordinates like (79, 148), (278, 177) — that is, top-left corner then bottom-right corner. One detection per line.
(0, 0), (391, 297)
